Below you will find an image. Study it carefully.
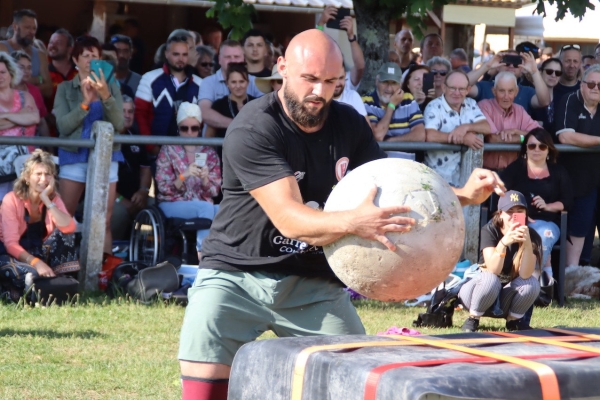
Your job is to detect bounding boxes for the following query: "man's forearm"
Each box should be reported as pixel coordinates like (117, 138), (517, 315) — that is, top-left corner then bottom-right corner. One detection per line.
(371, 108), (395, 141)
(466, 120), (491, 134)
(467, 64), (489, 85)
(202, 108), (233, 129)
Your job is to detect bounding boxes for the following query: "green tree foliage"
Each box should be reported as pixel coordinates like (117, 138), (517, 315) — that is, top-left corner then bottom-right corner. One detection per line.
(208, 0), (597, 39)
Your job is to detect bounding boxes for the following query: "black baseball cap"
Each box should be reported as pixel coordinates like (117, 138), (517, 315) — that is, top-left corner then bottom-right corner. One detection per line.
(497, 190), (527, 212)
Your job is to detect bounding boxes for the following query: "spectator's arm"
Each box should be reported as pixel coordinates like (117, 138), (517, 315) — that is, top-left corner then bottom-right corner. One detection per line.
(425, 128), (450, 143)
(199, 99), (232, 129)
(48, 196), (76, 233)
(0, 92), (39, 125)
(54, 83), (87, 138)
(0, 119), (15, 130)
(520, 52), (550, 108)
(558, 130), (600, 147)
(204, 125), (217, 138)
(134, 73), (156, 151)
(370, 106), (394, 141)
(102, 81), (125, 133)
(385, 123), (425, 142)
(1, 194), (27, 259)
(202, 147), (222, 198)
(468, 54), (503, 85)
(340, 17), (364, 88)
(33, 52), (53, 98)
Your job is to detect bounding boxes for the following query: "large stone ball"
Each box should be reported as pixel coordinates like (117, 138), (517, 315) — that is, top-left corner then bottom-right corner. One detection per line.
(323, 158), (465, 302)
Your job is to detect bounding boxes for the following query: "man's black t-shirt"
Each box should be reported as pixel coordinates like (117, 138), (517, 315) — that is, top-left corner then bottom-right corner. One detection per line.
(200, 92), (386, 277)
(249, 67), (272, 78)
(555, 90), (600, 197)
(479, 221), (542, 284)
(117, 129), (150, 199)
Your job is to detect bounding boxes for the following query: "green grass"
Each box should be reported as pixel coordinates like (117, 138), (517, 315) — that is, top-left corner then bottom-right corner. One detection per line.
(1, 296), (599, 399)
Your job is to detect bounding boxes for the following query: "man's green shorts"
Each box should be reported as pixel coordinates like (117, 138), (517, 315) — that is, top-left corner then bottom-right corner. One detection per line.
(178, 268), (365, 366)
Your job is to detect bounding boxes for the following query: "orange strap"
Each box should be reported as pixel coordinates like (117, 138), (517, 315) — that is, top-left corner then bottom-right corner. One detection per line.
(385, 335), (560, 400)
(364, 350), (599, 400)
(291, 335), (563, 400)
(492, 331), (600, 355)
(544, 328), (600, 340)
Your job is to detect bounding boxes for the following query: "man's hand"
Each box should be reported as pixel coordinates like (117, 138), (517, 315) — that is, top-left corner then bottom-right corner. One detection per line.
(448, 124), (470, 144)
(346, 186), (415, 251)
(317, 5), (337, 26)
(454, 168), (506, 206)
(499, 129), (518, 142)
(463, 132), (484, 150)
(130, 189), (149, 210)
(485, 53), (505, 72)
(389, 88), (404, 107)
(339, 16), (354, 38)
(519, 52), (538, 75)
(34, 259), (56, 278)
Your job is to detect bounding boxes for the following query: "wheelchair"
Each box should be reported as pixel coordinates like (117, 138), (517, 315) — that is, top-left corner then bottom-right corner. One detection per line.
(129, 205), (212, 266)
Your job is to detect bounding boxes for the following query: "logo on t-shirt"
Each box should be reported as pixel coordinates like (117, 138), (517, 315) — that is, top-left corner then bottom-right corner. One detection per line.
(335, 157), (349, 181)
(294, 171), (305, 182)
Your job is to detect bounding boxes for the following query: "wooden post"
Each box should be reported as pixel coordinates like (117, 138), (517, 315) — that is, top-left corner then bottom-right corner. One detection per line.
(508, 27), (515, 50)
(79, 121), (114, 291)
(459, 136), (484, 263)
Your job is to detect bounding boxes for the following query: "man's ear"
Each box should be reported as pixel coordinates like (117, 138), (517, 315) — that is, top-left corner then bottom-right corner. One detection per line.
(278, 57), (287, 78)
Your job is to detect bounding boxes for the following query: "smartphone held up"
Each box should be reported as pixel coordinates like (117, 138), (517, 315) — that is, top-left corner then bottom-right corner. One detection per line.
(510, 212), (526, 227)
(195, 153), (207, 168)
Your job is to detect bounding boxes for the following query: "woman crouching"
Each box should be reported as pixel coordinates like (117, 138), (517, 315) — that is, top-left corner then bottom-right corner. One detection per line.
(459, 190), (541, 332)
(0, 150), (78, 278)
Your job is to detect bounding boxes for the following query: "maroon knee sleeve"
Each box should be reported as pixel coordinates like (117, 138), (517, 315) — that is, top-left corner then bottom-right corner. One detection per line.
(181, 376), (229, 400)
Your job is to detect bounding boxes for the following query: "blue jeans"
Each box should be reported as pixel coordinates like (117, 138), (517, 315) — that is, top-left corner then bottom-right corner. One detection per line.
(528, 219), (560, 267)
(158, 200), (219, 251)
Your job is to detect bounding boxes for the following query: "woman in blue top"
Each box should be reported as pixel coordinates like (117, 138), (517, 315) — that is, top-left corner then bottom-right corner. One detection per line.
(53, 36), (124, 254)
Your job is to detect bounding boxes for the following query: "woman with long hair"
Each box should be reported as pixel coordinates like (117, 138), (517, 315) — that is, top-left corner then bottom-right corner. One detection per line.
(500, 128), (572, 274)
(459, 191), (542, 332)
(0, 150), (78, 278)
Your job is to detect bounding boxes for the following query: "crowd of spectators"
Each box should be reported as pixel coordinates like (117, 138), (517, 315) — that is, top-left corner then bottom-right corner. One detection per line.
(1, 6), (600, 327)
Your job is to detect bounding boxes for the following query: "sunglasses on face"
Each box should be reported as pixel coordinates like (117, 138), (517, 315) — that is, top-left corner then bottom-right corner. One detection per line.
(583, 81), (600, 90)
(200, 62), (215, 68)
(431, 70), (448, 76)
(527, 143), (549, 151)
(179, 125), (201, 133)
(543, 68), (562, 76)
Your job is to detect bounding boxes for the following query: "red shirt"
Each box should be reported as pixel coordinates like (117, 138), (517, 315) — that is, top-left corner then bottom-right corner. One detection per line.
(46, 61), (77, 113)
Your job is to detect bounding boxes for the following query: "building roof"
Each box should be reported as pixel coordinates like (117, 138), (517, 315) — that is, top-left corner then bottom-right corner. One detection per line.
(453, 0), (532, 8)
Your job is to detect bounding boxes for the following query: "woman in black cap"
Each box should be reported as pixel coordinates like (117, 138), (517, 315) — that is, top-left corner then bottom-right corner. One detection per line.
(459, 190), (542, 332)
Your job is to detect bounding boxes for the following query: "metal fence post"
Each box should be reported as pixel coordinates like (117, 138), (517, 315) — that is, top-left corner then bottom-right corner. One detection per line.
(79, 121), (114, 291)
(459, 136), (484, 263)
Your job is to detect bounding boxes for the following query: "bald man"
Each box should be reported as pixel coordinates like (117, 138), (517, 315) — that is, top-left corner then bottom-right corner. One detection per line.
(394, 29), (416, 72)
(177, 29), (506, 400)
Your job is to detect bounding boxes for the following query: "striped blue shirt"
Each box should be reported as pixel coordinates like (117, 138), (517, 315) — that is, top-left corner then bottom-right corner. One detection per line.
(362, 91), (424, 139)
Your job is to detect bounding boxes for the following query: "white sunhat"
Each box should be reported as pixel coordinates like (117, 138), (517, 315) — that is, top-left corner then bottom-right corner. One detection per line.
(177, 102), (202, 125)
(255, 65), (282, 94)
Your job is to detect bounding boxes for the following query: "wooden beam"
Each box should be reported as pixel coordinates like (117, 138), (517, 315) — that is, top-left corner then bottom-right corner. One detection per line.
(508, 27), (515, 49)
(427, 10), (442, 29)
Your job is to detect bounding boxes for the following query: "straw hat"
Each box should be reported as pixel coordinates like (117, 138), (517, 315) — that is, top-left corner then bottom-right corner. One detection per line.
(255, 65), (282, 94)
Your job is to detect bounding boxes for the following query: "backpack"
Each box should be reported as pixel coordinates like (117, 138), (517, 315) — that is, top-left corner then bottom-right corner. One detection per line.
(412, 282), (464, 328)
(0, 256), (79, 305)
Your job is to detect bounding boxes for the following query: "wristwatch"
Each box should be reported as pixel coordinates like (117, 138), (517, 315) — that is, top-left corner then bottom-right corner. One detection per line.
(348, 35), (357, 42)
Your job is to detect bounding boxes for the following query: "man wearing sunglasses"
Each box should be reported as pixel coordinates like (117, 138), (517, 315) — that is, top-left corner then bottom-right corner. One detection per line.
(555, 64), (600, 269)
(554, 44), (582, 107)
(467, 50), (550, 115)
(478, 72), (541, 171)
(111, 34), (141, 94)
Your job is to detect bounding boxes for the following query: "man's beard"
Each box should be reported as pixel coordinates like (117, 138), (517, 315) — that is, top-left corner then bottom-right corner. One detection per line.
(168, 60), (185, 72)
(378, 90), (391, 104)
(283, 85), (330, 129)
(16, 30), (33, 47)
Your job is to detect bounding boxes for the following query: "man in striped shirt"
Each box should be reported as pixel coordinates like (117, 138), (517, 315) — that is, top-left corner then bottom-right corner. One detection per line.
(362, 62), (425, 143)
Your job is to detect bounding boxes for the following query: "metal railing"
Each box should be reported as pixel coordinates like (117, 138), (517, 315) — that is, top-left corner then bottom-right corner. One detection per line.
(2, 126), (599, 290)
